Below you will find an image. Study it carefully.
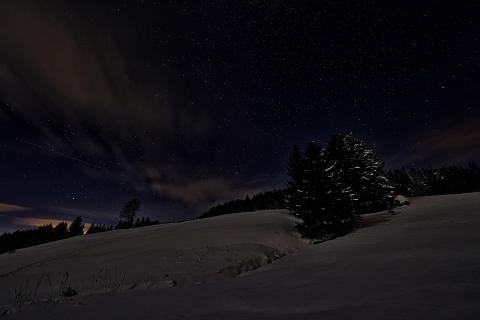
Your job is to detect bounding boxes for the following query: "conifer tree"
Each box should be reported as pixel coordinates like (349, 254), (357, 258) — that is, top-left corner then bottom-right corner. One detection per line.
(53, 222), (69, 240)
(286, 145), (305, 214)
(87, 223), (109, 234)
(326, 133), (394, 214)
(68, 216), (84, 236)
(287, 142), (358, 238)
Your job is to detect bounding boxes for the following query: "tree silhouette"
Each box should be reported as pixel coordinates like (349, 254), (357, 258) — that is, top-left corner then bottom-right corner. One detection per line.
(120, 198), (140, 227)
(86, 223), (112, 234)
(198, 189), (287, 218)
(0, 217), (112, 255)
(53, 222), (69, 240)
(68, 216), (84, 236)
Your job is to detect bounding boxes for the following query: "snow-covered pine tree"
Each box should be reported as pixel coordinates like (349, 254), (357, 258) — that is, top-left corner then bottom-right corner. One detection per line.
(287, 142), (358, 238)
(408, 168), (431, 196)
(286, 145), (306, 218)
(326, 133), (394, 214)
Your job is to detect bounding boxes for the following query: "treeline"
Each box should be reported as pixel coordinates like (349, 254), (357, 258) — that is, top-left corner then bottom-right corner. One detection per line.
(0, 198), (160, 255)
(0, 216), (86, 255)
(198, 189), (287, 219)
(115, 216), (159, 229)
(387, 163), (480, 197)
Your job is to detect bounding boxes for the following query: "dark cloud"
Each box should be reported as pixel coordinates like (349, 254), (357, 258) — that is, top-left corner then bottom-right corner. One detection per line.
(0, 1), (176, 138)
(383, 118), (480, 168)
(411, 120), (480, 165)
(0, 1), (233, 208)
(152, 177), (233, 205)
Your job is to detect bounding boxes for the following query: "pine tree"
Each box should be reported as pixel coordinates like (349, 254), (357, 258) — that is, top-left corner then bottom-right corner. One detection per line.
(286, 145), (306, 215)
(87, 223), (109, 234)
(287, 142), (358, 238)
(326, 133), (394, 214)
(69, 216), (84, 236)
(53, 222), (69, 240)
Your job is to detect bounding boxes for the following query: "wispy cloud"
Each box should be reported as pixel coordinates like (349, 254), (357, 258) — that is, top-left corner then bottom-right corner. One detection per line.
(386, 119), (480, 167)
(0, 1), (223, 205)
(152, 177), (234, 204)
(0, 202), (28, 213)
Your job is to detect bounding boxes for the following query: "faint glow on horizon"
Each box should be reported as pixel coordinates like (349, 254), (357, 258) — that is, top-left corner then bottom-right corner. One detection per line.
(13, 217), (91, 234)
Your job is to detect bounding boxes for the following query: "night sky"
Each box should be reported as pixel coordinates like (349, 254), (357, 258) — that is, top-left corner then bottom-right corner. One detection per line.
(0, 1), (479, 233)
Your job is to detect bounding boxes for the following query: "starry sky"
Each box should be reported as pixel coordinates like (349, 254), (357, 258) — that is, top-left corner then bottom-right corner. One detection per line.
(0, 0), (479, 233)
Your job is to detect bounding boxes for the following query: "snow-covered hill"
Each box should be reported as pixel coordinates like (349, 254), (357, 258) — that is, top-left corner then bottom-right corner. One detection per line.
(3, 192), (480, 319)
(0, 210), (306, 309)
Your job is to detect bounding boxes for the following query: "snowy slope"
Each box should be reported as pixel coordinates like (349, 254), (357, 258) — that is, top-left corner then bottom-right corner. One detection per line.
(3, 192), (480, 319)
(0, 210), (307, 308)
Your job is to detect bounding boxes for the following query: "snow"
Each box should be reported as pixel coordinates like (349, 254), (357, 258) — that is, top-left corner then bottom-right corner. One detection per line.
(394, 194), (410, 206)
(324, 163), (335, 172)
(0, 210), (307, 309)
(2, 192), (480, 319)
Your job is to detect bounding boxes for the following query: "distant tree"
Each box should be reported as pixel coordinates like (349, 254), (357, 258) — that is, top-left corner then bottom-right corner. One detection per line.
(387, 168), (430, 196)
(0, 217), (115, 255)
(86, 223), (97, 234)
(32, 224), (55, 245)
(387, 163), (480, 197)
(87, 223), (112, 234)
(130, 216), (159, 228)
(120, 198), (140, 227)
(134, 218), (140, 228)
(115, 220), (130, 229)
(87, 223), (105, 234)
(199, 189), (287, 219)
(68, 216), (84, 236)
(244, 196), (254, 212)
(53, 222), (69, 240)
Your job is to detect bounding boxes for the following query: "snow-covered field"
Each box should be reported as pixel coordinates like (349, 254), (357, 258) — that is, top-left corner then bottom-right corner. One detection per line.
(2, 192), (480, 319)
